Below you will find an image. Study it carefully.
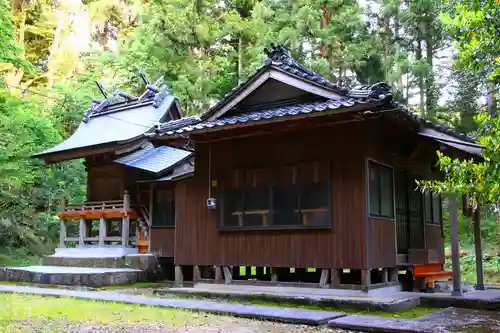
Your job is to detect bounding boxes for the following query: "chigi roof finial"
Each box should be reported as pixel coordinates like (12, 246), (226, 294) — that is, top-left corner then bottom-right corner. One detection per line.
(263, 44), (293, 64)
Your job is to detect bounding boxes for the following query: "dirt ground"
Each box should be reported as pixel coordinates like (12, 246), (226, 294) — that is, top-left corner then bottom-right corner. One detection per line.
(5, 319), (355, 333)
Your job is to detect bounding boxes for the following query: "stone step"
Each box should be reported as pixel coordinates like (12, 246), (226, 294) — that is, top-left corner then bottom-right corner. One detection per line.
(0, 266), (143, 288)
(41, 251), (157, 271)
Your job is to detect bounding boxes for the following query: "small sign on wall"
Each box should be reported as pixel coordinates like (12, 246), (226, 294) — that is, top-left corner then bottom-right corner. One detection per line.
(211, 180), (218, 187)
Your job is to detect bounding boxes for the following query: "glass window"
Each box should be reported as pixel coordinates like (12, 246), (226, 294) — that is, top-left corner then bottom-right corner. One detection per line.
(380, 166), (394, 217)
(369, 166), (380, 216)
(369, 161), (394, 219)
(222, 162), (330, 229)
(424, 192), (433, 223)
(432, 193), (441, 224)
(152, 188), (175, 227)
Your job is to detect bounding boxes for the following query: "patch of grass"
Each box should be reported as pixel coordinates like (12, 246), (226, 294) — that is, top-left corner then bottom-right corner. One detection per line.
(157, 291), (436, 319)
(0, 250), (41, 267)
(96, 281), (168, 291)
(0, 293), (214, 326)
(234, 299), (435, 318)
(444, 252), (500, 285)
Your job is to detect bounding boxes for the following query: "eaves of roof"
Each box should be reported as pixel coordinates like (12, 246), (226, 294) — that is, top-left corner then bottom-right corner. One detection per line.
(162, 98), (377, 136)
(200, 60), (348, 121)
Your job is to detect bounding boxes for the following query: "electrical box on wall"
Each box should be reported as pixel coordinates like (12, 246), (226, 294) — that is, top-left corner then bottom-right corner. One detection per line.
(207, 197), (217, 211)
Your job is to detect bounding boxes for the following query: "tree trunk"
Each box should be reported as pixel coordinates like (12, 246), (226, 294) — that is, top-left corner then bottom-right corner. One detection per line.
(238, 35), (243, 84)
(4, 3), (26, 89)
(47, 10), (65, 88)
(320, 4), (329, 58)
(425, 32), (435, 117)
(394, 6), (404, 93)
(416, 39), (425, 112)
(383, 12), (392, 82)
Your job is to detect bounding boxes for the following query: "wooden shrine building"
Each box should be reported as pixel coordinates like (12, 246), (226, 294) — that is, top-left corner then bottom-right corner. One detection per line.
(152, 45), (482, 290)
(33, 79), (193, 260)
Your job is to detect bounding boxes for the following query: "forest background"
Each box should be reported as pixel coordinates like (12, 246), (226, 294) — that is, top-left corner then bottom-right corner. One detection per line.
(0, 0), (498, 283)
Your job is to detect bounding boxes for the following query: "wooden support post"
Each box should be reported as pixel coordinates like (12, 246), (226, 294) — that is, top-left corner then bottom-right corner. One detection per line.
(148, 184), (154, 253)
(59, 198), (68, 248)
(361, 269), (371, 291)
(382, 268), (389, 284)
(256, 267), (264, 280)
(59, 219), (66, 248)
(99, 216), (106, 247)
(271, 267), (278, 282)
(215, 266), (223, 282)
(174, 265), (183, 287)
(122, 190), (131, 248)
(319, 269), (329, 288)
(296, 268), (307, 282)
(193, 265), (201, 283)
(389, 268), (399, 283)
(223, 266), (233, 284)
(474, 207), (485, 290)
(79, 217), (86, 248)
(330, 269), (340, 288)
(449, 193), (463, 296)
(121, 216), (130, 247)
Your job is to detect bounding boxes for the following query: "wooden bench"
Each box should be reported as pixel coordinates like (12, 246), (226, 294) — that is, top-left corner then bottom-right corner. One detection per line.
(413, 263), (452, 290)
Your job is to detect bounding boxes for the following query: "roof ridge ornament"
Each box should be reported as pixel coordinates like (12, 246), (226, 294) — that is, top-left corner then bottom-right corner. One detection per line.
(153, 85), (171, 108)
(348, 82), (393, 101)
(264, 44), (294, 65)
(263, 44), (334, 86)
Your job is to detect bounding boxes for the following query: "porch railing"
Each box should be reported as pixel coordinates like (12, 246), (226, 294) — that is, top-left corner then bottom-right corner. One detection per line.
(58, 191), (137, 249)
(62, 200), (126, 214)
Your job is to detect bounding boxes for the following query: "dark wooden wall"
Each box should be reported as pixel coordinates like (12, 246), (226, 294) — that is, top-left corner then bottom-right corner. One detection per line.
(175, 122), (367, 269)
(364, 116), (445, 267)
(87, 164), (126, 201)
(368, 218), (397, 269)
(150, 227), (175, 257)
(426, 225), (445, 263)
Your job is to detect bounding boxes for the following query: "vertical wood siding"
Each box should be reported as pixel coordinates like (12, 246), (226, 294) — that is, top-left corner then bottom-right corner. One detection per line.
(426, 225), (445, 263)
(364, 118), (444, 267)
(368, 218), (397, 268)
(150, 228), (175, 257)
(174, 123), (367, 269)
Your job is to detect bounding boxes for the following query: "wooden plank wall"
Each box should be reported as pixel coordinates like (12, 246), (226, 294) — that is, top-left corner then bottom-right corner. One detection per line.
(364, 117), (445, 268)
(426, 225), (445, 263)
(150, 227), (175, 257)
(368, 218), (397, 268)
(87, 164), (126, 201)
(174, 123), (367, 269)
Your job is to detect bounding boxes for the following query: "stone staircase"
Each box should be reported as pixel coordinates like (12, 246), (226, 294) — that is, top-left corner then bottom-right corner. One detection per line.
(0, 247), (158, 288)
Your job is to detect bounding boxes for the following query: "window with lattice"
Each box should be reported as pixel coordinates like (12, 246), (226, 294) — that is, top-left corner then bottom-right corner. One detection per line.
(221, 162), (330, 229)
(425, 192), (442, 226)
(368, 161), (395, 219)
(152, 187), (175, 227)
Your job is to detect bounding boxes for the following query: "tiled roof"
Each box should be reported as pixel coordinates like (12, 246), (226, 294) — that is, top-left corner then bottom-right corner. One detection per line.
(114, 143), (191, 174)
(201, 44), (348, 120)
(160, 99), (477, 147)
(162, 98), (370, 135)
(154, 159), (194, 182)
(155, 116), (200, 133)
(399, 104), (477, 143)
(33, 94), (177, 158)
(82, 84), (173, 121)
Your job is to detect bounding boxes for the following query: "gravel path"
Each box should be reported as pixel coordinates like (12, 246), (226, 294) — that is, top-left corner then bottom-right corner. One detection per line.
(6, 319), (355, 333)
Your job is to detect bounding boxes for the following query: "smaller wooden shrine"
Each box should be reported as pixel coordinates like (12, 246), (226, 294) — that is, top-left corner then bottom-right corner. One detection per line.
(33, 76), (192, 259)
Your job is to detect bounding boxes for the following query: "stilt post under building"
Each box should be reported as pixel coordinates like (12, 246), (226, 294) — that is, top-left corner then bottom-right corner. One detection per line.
(473, 206), (485, 290)
(448, 193), (463, 296)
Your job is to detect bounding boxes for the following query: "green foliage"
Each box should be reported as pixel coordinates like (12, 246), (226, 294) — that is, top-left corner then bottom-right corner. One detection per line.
(420, 113), (499, 208)
(441, 0), (500, 83)
(0, 0), (496, 264)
